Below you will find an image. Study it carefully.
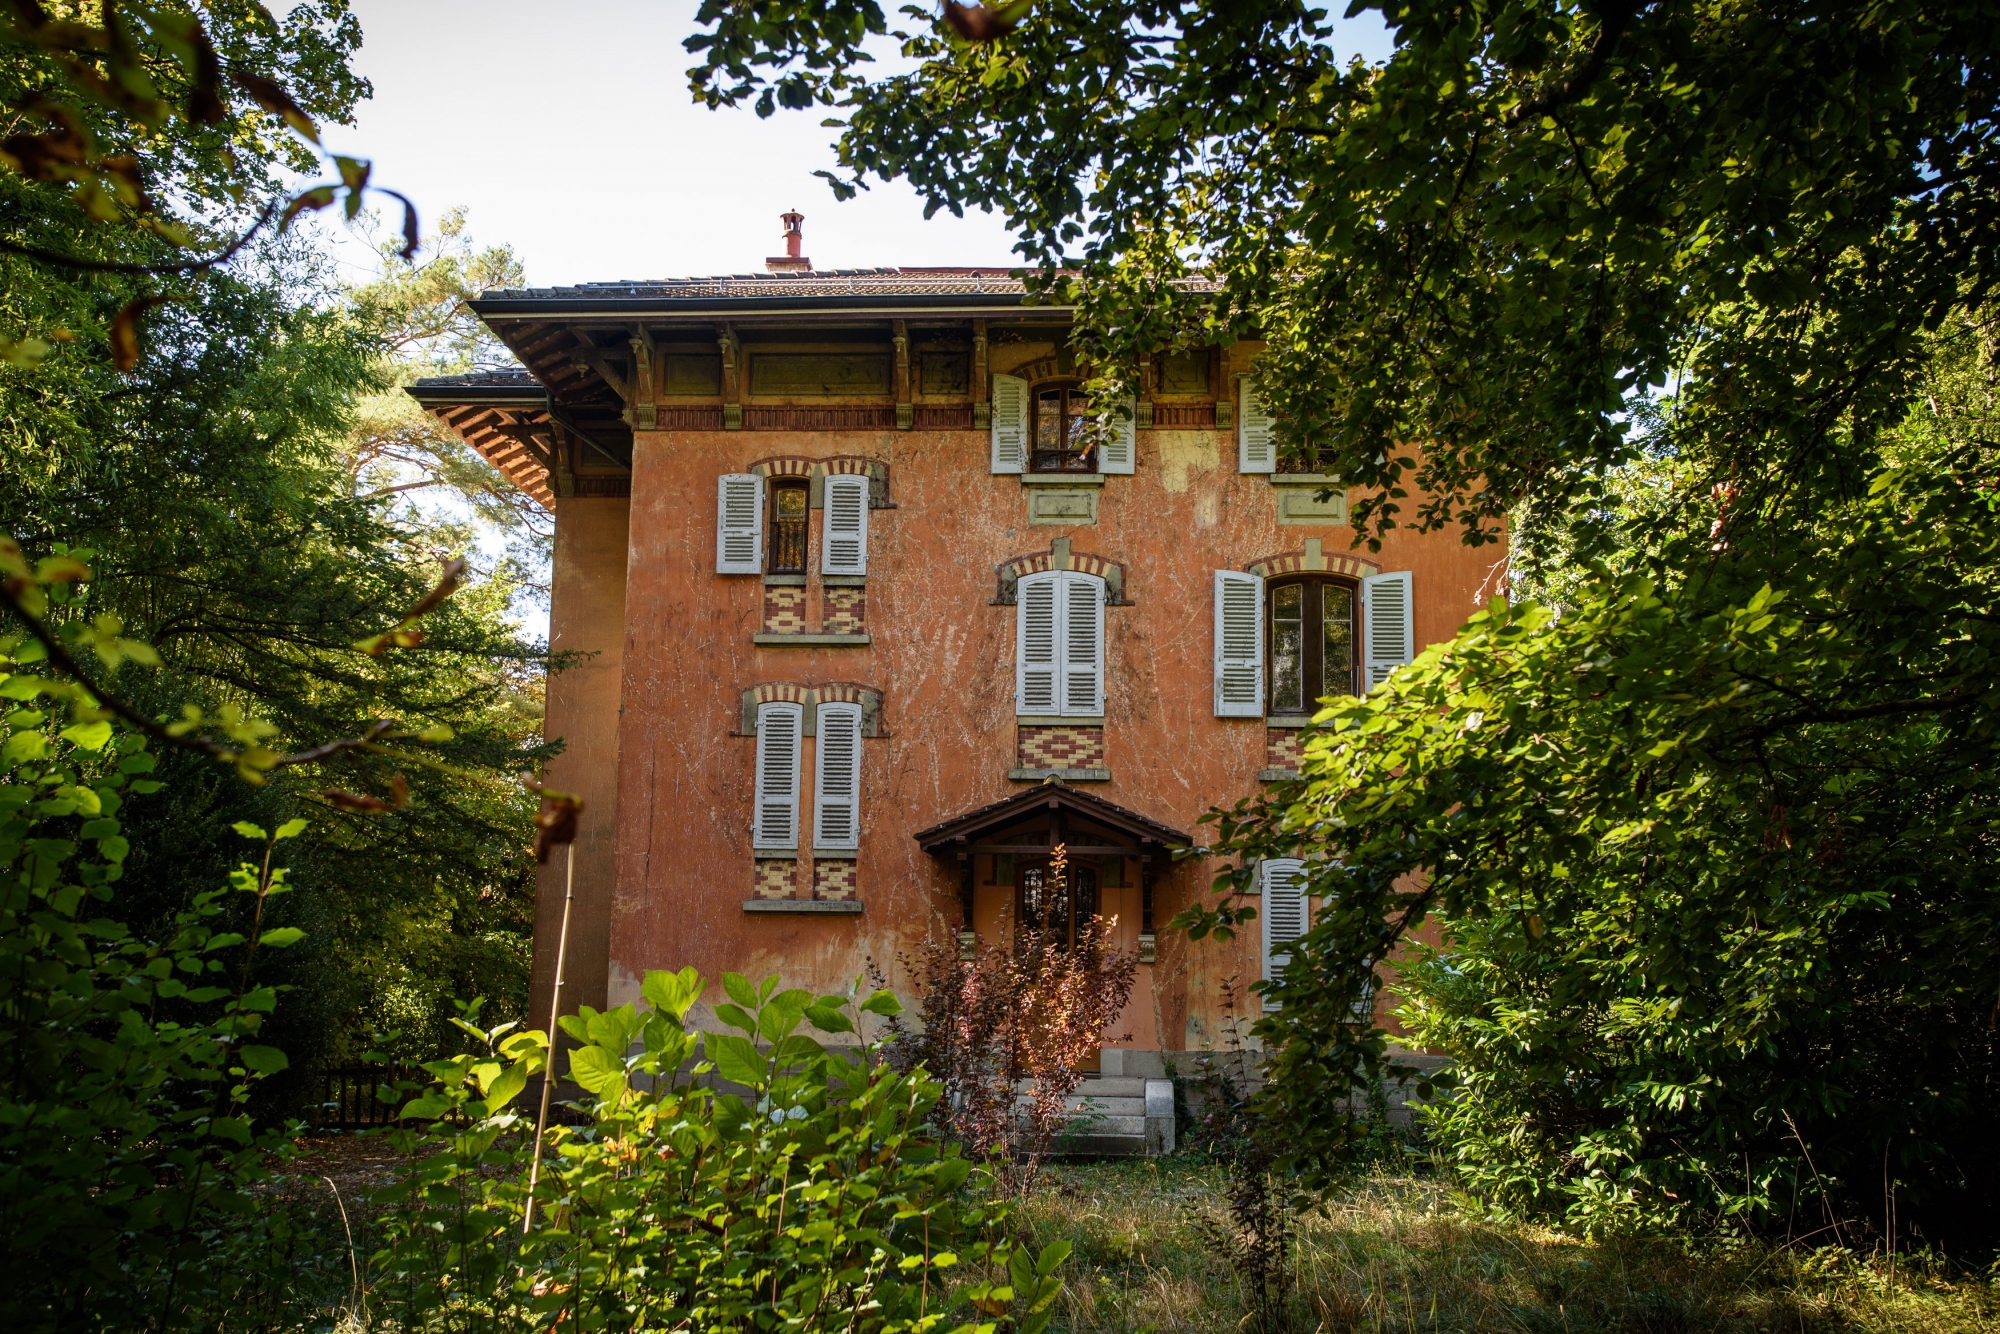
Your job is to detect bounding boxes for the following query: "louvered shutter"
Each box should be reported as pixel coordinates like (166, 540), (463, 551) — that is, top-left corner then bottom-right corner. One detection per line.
(820, 474), (869, 575)
(717, 473), (764, 573)
(1260, 857), (1307, 1011)
(1361, 570), (1415, 688)
(1098, 397), (1136, 474)
(1016, 573), (1059, 714)
(752, 702), (801, 849)
(991, 374), (1027, 473)
(1061, 573), (1105, 715)
(813, 702), (862, 850)
(1214, 570), (1265, 717)
(1238, 378), (1276, 473)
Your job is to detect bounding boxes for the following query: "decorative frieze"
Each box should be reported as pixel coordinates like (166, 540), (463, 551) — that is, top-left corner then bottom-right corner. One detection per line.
(1244, 537), (1380, 580)
(1018, 725), (1105, 771)
(753, 858), (797, 900)
(993, 538), (1130, 605)
(821, 585), (865, 635)
(763, 584), (807, 635)
(813, 859), (857, 901)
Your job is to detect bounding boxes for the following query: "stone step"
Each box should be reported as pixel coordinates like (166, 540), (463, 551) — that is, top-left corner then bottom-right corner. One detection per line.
(1076, 1076), (1149, 1096)
(1001, 1077), (1177, 1159)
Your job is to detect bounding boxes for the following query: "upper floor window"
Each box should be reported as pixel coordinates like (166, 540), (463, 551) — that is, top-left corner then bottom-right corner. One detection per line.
(1212, 567), (1415, 717)
(1016, 570), (1104, 717)
(1269, 577), (1356, 714)
(1031, 384), (1094, 473)
(769, 479), (809, 574)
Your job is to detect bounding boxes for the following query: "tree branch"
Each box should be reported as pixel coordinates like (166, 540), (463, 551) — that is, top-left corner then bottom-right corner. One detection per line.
(1503, 5), (1640, 129)
(0, 561), (464, 774)
(0, 199), (281, 275)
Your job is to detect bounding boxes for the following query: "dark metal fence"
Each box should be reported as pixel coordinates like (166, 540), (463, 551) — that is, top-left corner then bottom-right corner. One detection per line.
(316, 1065), (418, 1130)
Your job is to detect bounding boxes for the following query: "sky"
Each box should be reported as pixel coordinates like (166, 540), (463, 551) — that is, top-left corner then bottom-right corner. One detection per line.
(317, 1), (1398, 287)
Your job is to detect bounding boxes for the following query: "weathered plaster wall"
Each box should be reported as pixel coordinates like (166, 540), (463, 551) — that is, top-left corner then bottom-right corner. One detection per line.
(605, 396), (1495, 1051)
(530, 495), (630, 1027)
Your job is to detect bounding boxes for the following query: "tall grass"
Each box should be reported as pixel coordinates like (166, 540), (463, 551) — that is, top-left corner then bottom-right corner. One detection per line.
(1016, 1162), (1999, 1334)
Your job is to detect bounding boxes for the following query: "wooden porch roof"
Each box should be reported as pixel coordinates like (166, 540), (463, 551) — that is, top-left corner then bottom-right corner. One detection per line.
(913, 782), (1193, 856)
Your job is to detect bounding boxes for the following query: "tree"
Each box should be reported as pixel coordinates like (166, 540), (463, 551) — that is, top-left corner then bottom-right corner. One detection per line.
(342, 207), (551, 579)
(689, 2), (2000, 1248)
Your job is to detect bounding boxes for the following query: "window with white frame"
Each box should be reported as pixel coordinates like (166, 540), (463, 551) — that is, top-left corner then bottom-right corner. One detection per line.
(1259, 857), (1307, 1011)
(752, 701), (802, 849)
(813, 701), (862, 850)
(1016, 570), (1104, 717)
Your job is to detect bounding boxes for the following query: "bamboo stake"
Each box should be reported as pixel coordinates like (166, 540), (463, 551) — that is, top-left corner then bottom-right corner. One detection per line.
(523, 840), (576, 1234)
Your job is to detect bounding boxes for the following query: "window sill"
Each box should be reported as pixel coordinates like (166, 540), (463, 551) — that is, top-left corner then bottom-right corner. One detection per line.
(762, 573), (807, 587)
(1016, 715), (1104, 727)
(821, 574), (866, 587)
(1269, 474), (1342, 487)
(743, 899), (864, 915)
(1008, 767), (1111, 782)
(810, 847), (858, 860)
(753, 847), (797, 860)
(1020, 472), (1105, 486)
(753, 633), (871, 646)
(1264, 715), (1316, 729)
(1258, 768), (1302, 783)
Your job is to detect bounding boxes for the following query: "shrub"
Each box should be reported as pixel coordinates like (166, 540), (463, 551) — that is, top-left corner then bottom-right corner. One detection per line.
(370, 967), (1070, 1333)
(884, 844), (1138, 1195)
(0, 650), (311, 1331)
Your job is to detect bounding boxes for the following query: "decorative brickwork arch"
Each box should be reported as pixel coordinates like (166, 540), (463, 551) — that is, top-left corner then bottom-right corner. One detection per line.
(1244, 539), (1380, 581)
(738, 681), (885, 736)
(744, 455), (893, 508)
(992, 536), (1130, 606)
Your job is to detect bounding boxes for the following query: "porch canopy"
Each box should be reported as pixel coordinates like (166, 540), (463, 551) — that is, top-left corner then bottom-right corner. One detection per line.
(914, 782), (1192, 936)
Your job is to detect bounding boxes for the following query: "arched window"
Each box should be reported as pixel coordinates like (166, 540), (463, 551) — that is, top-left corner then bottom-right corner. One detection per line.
(1030, 382), (1094, 473)
(1268, 576), (1356, 714)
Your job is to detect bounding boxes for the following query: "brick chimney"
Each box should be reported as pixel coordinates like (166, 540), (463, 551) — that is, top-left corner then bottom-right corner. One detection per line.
(765, 209), (810, 272)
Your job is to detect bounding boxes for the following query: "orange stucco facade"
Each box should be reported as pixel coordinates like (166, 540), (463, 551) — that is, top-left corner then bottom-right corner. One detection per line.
(414, 265), (1496, 1071)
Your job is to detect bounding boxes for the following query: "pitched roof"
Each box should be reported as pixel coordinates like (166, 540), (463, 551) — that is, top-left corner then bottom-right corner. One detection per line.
(913, 782), (1193, 853)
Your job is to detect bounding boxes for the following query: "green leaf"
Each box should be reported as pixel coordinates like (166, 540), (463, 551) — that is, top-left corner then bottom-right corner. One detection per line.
(273, 818), (308, 840)
(399, 1095), (452, 1120)
(230, 821), (266, 840)
(567, 1043), (626, 1097)
(712, 1002), (758, 1034)
(238, 1045), (288, 1074)
(78, 818), (119, 839)
(59, 720), (112, 751)
(707, 1032), (767, 1088)
(859, 989), (903, 1017)
(722, 971), (758, 1008)
(641, 965), (703, 1020)
(258, 927), (305, 948)
(804, 1002), (855, 1034)
(485, 1061), (528, 1112)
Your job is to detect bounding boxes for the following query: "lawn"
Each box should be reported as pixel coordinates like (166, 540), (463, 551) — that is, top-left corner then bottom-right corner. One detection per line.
(1013, 1160), (1998, 1334)
(261, 1140), (1998, 1333)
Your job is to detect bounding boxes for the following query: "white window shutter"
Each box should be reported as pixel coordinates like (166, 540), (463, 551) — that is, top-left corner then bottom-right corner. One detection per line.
(820, 474), (869, 575)
(1361, 570), (1415, 688)
(1060, 573), (1105, 716)
(717, 473), (764, 573)
(752, 702), (801, 849)
(1214, 570), (1265, 717)
(1260, 857), (1307, 1011)
(1098, 397), (1136, 474)
(991, 373), (1028, 473)
(1238, 377), (1276, 473)
(812, 702), (862, 850)
(1016, 573), (1059, 714)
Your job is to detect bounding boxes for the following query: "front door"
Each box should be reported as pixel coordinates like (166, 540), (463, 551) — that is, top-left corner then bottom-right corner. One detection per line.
(1015, 859), (1103, 1073)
